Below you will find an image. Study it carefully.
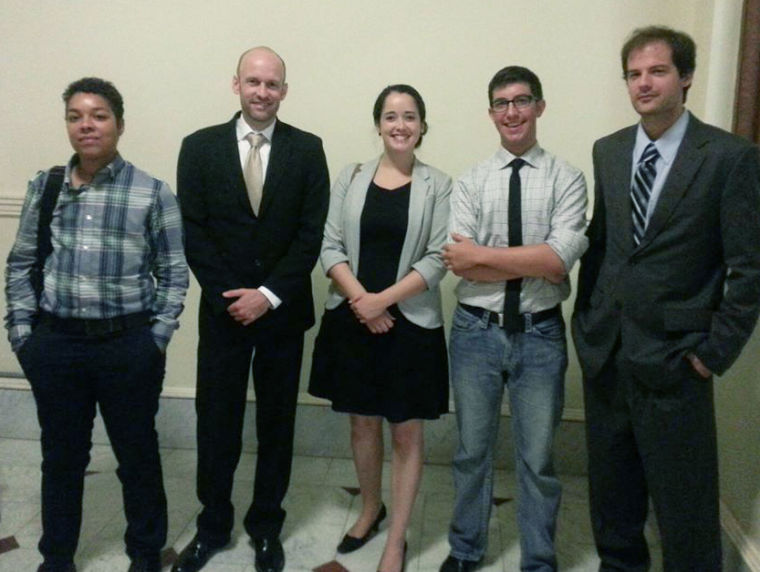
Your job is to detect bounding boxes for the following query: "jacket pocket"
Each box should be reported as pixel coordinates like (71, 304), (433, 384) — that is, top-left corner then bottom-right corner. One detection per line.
(663, 308), (712, 332)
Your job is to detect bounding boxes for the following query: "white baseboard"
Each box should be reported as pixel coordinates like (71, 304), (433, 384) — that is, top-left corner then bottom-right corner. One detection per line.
(721, 500), (760, 571)
(0, 377), (29, 390)
(0, 376), (587, 421)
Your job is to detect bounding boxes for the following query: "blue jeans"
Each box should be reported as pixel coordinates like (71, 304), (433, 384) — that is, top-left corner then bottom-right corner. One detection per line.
(448, 304), (566, 571)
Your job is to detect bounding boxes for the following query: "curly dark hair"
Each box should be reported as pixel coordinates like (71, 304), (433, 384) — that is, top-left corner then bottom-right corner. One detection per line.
(62, 77), (124, 122)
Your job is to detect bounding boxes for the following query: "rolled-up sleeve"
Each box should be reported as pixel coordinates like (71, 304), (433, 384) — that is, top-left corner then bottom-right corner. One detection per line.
(410, 173), (452, 288)
(448, 172), (480, 240)
(545, 169), (589, 272)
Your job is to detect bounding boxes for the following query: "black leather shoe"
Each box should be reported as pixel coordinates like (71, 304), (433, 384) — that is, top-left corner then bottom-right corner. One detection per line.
(37, 563), (76, 572)
(128, 555), (161, 572)
(439, 554), (479, 572)
(253, 536), (284, 572)
(172, 534), (226, 572)
(337, 503), (387, 554)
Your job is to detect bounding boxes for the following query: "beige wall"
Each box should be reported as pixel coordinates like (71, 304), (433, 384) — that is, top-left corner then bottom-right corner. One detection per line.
(0, 0), (717, 403)
(2, 0), (759, 563)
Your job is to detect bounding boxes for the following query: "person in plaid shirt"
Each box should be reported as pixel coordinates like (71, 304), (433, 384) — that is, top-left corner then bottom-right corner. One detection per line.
(5, 77), (188, 572)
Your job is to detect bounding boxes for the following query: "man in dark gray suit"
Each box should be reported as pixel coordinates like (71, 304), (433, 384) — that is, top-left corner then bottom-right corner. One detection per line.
(572, 26), (760, 570)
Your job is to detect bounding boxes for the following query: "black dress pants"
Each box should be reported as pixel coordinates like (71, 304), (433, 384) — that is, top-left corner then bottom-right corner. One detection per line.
(195, 304), (303, 544)
(583, 352), (721, 571)
(18, 321), (167, 567)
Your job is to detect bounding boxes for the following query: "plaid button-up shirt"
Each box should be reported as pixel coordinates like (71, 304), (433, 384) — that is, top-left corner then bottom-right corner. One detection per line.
(5, 154), (188, 352)
(449, 144), (589, 314)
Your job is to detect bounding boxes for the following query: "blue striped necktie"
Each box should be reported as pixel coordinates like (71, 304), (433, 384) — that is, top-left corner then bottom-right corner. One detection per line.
(631, 142), (660, 246)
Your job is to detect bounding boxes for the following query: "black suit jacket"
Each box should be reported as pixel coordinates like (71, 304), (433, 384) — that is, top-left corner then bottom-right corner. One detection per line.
(572, 113), (760, 386)
(177, 114), (330, 338)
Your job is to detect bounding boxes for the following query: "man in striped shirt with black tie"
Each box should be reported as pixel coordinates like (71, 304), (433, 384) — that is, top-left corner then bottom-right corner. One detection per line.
(441, 65), (588, 572)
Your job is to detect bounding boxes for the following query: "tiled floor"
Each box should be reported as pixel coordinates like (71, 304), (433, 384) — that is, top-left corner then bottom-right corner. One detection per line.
(0, 437), (663, 571)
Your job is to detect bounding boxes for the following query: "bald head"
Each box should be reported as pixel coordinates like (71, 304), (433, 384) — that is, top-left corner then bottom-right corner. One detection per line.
(232, 46), (289, 130)
(236, 46), (286, 82)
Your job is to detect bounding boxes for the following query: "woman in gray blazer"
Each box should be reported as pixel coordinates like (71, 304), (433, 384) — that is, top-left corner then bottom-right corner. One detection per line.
(310, 85), (451, 572)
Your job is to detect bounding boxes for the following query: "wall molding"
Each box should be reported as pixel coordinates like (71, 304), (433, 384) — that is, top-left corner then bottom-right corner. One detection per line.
(721, 499), (760, 571)
(0, 195), (24, 218)
(0, 376), (587, 422)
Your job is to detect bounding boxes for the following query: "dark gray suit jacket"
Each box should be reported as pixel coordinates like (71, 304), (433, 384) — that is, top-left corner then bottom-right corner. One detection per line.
(177, 114), (330, 339)
(572, 113), (760, 386)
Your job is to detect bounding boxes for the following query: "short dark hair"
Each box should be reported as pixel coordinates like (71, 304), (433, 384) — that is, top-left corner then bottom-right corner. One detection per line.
(621, 26), (696, 99)
(62, 77), (124, 123)
(488, 66), (543, 106)
(372, 84), (428, 148)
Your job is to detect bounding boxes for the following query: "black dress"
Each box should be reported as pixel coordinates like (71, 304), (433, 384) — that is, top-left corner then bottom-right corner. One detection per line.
(309, 181), (449, 422)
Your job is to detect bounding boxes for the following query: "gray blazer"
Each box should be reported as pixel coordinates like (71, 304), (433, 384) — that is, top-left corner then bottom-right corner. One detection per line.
(320, 156), (452, 329)
(572, 113), (760, 385)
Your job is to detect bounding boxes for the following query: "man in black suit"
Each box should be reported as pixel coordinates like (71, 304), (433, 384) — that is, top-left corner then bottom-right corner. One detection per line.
(572, 26), (760, 570)
(173, 46), (329, 572)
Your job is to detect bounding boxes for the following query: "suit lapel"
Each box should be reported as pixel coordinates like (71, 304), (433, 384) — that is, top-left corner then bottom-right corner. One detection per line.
(606, 128), (636, 253)
(637, 115), (707, 250)
(220, 114), (252, 215)
(259, 120), (291, 217)
(397, 160), (430, 273)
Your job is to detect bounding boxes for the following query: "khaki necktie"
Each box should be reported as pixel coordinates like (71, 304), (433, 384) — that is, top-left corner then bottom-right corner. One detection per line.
(244, 133), (266, 215)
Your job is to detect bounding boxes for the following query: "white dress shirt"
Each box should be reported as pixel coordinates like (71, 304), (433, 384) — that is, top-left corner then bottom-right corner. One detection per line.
(631, 110), (690, 229)
(449, 143), (588, 314)
(234, 116), (281, 309)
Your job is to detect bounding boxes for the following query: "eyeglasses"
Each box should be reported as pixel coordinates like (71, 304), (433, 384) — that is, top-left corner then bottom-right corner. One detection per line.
(491, 95), (536, 113)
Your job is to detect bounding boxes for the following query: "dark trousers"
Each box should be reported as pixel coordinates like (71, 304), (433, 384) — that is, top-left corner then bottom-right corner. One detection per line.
(195, 305), (303, 545)
(582, 352), (721, 571)
(18, 321), (167, 567)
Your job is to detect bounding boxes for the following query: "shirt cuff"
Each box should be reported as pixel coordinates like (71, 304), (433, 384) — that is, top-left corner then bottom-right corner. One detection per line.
(150, 321), (173, 353)
(9, 325), (33, 353)
(258, 286), (281, 309)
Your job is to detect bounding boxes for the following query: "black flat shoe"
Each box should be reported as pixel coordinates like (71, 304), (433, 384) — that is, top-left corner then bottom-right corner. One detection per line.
(337, 503), (387, 554)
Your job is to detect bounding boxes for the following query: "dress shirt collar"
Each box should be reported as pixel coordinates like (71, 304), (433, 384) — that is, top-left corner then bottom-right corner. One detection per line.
(634, 109), (690, 167)
(236, 115), (276, 143)
(65, 153), (126, 189)
(495, 142), (543, 170)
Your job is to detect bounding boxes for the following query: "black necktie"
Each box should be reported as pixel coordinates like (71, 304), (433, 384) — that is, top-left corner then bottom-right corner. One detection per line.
(504, 158), (525, 333)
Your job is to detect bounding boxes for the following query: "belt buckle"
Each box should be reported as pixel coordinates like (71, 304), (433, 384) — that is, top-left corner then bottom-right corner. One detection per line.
(496, 312), (504, 328)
